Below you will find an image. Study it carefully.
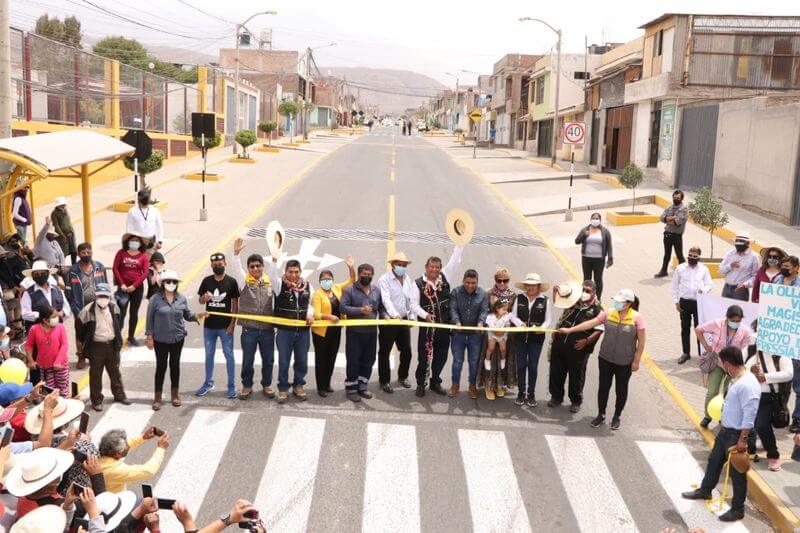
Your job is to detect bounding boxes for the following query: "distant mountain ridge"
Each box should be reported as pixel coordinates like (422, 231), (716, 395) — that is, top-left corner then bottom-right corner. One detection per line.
(320, 67), (444, 114)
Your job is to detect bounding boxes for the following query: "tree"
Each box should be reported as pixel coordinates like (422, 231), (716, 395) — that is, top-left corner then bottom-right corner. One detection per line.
(93, 36), (198, 84)
(258, 120), (278, 146)
(235, 130), (257, 158)
(35, 14), (82, 48)
(278, 100), (300, 142)
(619, 162), (644, 213)
(124, 150), (164, 191)
(689, 186), (729, 259)
(192, 131), (222, 150)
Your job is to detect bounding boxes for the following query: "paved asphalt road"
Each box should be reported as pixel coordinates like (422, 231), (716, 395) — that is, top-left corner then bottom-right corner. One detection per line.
(89, 127), (770, 532)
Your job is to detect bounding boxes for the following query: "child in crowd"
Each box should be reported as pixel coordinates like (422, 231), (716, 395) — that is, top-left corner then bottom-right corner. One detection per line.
(147, 251), (165, 299)
(485, 299), (516, 370)
(24, 304), (69, 396)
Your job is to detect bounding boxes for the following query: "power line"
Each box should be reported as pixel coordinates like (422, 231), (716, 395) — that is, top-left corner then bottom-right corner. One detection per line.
(174, 0), (235, 26)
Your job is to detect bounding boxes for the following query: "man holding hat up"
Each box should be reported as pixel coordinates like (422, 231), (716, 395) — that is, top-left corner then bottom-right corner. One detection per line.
(32, 216), (65, 270)
(511, 273), (551, 407)
(718, 232), (760, 301)
(377, 251), (415, 393)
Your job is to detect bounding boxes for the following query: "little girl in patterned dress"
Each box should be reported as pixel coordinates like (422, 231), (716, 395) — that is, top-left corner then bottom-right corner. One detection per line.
(485, 299), (517, 370)
(25, 304), (70, 396)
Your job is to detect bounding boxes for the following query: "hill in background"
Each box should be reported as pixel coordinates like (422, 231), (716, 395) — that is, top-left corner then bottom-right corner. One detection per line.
(320, 67), (444, 114)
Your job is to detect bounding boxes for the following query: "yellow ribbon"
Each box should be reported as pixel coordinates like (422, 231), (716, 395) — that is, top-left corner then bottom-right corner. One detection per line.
(207, 311), (558, 334)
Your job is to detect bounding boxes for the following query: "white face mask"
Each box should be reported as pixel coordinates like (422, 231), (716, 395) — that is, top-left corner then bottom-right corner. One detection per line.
(164, 282), (178, 292)
(581, 291), (593, 302)
(96, 298), (109, 309)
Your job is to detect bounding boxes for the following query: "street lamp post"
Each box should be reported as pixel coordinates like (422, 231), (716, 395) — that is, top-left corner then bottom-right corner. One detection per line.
(302, 42), (336, 140)
(519, 17), (561, 166)
(445, 72), (459, 132)
(234, 11), (277, 154)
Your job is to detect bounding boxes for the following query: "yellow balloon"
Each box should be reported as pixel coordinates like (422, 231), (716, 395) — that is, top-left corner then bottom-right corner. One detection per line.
(707, 394), (724, 422)
(0, 358), (28, 385)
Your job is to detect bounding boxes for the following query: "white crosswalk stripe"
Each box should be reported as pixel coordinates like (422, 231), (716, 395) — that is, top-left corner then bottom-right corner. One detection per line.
(459, 429), (532, 532)
(637, 441), (749, 532)
(88, 403), (153, 445)
(546, 435), (637, 532)
(363, 423), (420, 532)
(254, 416), (326, 533)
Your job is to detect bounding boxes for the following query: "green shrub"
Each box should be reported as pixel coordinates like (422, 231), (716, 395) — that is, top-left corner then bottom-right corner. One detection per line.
(689, 186), (729, 259)
(619, 162), (644, 213)
(235, 130), (257, 158)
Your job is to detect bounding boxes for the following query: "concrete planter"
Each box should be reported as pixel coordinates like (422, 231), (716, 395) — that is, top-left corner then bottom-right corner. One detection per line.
(183, 172), (222, 181)
(606, 211), (661, 226)
(672, 257), (725, 279)
(229, 157), (256, 164)
(256, 146), (280, 153)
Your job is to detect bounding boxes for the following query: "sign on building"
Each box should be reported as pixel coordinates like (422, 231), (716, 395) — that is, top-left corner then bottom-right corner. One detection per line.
(659, 105), (676, 161)
(757, 283), (800, 359)
(563, 122), (585, 145)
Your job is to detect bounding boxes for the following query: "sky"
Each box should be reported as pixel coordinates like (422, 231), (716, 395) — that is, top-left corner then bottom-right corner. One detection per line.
(10, 0), (800, 86)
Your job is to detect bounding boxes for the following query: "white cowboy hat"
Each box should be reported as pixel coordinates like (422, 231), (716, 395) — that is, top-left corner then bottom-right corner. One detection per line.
(25, 398), (84, 434)
(5, 448), (74, 497)
(387, 251), (412, 264)
(10, 504), (66, 532)
(265, 220), (284, 261)
(445, 209), (474, 246)
(611, 288), (636, 304)
(515, 272), (550, 292)
(121, 232), (151, 248)
(90, 491), (138, 531)
(22, 260), (56, 277)
(552, 282), (582, 309)
(160, 269), (181, 282)
(734, 231), (751, 242)
(53, 197), (67, 208)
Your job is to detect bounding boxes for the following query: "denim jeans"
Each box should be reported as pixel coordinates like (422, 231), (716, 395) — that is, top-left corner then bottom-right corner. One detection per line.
(202, 328), (235, 391)
(241, 327), (275, 388)
(451, 333), (482, 387)
(792, 359), (800, 422)
(276, 328), (310, 392)
(515, 334), (544, 396)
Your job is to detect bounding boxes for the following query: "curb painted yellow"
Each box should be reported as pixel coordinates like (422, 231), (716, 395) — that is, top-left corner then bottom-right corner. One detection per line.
(606, 212), (661, 226)
(256, 146), (280, 153)
(111, 200), (169, 213)
(183, 173), (223, 181)
(437, 141), (799, 531)
(672, 257), (724, 279)
(228, 157), (257, 164)
(281, 142), (301, 147)
(296, 140), (311, 144)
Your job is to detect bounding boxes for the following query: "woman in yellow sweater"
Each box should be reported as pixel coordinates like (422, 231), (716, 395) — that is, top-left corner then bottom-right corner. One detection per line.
(312, 255), (355, 397)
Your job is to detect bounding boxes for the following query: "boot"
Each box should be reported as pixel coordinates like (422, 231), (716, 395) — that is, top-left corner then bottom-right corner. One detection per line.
(152, 391), (162, 411)
(171, 388), (181, 407)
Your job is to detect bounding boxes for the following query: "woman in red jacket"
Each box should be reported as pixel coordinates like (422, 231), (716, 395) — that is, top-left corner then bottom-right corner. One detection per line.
(751, 246), (786, 303)
(113, 233), (150, 346)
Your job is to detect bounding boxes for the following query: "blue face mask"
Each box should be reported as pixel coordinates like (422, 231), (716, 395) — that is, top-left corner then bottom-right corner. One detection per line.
(320, 279), (333, 291)
(590, 219), (601, 227)
(728, 320), (741, 330)
(613, 301), (626, 311)
(393, 266), (407, 277)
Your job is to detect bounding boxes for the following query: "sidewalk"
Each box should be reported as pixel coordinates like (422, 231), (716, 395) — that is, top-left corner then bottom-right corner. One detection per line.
(431, 135), (800, 530)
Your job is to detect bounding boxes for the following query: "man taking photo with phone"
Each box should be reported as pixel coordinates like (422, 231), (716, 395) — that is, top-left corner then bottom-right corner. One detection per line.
(98, 426), (169, 492)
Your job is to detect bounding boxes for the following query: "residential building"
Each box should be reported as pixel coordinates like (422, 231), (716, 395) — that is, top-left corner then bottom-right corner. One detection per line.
(489, 54), (540, 147)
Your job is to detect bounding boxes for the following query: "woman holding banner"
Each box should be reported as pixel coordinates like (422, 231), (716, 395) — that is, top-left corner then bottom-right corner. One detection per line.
(751, 247), (787, 303)
(695, 305), (756, 428)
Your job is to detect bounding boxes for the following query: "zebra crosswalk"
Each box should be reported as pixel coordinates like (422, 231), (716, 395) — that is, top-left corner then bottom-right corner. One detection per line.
(84, 403), (755, 532)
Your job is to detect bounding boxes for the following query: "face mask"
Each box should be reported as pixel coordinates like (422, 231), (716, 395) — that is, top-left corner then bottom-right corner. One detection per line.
(128, 241), (141, 251)
(727, 320), (741, 330)
(320, 279), (334, 291)
(780, 267), (792, 277)
(79, 255), (92, 264)
(581, 291), (593, 302)
(32, 273), (48, 286)
(164, 282), (177, 292)
(590, 219), (600, 227)
(96, 298), (109, 309)
(613, 301), (626, 311)
(359, 275), (373, 286)
(735, 243), (748, 252)
(48, 317), (59, 327)
(140, 195), (150, 206)
(673, 198), (681, 206)
(393, 266), (406, 277)
(0, 338), (8, 350)
(687, 257), (699, 266)
(768, 258), (780, 267)
(212, 265), (225, 276)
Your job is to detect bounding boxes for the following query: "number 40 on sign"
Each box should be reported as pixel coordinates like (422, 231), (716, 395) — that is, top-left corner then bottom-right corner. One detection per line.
(563, 122), (585, 145)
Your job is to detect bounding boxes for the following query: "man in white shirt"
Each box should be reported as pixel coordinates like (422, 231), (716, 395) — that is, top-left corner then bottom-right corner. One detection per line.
(672, 246), (713, 364)
(126, 189), (163, 250)
(410, 246), (463, 396)
(378, 251), (415, 393)
(718, 232), (759, 302)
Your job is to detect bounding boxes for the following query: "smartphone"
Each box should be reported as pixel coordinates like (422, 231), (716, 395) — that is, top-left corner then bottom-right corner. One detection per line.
(73, 449), (87, 463)
(40, 385), (55, 395)
(0, 426), (13, 448)
(78, 412), (89, 435)
(151, 426), (165, 437)
(243, 510), (259, 520)
(72, 518), (89, 530)
(142, 484), (153, 499)
(157, 498), (176, 510)
(71, 482), (86, 496)
(71, 381), (78, 398)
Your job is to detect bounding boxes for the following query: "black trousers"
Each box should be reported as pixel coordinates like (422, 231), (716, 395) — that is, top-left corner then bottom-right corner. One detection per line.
(549, 342), (590, 405)
(701, 428), (748, 512)
(581, 256), (605, 298)
(415, 327), (450, 387)
(678, 298), (700, 356)
(378, 325), (412, 384)
(154, 339), (183, 392)
(89, 341), (126, 405)
(312, 329), (341, 391)
(597, 357), (632, 417)
(660, 232), (685, 273)
(118, 284), (144, 340)
(747, 394), (780, 460)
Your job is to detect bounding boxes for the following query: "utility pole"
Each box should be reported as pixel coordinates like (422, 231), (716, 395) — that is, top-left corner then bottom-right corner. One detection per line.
(303, 48), (310, 140)
(233, 24), (241, 155)
(551, 31), (562, 166)
(0, 0), (12, 139)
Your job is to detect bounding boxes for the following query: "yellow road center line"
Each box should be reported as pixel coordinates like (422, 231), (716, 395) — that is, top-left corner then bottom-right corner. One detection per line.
(386, 194), (396, 265)
(390, 169), (395, 182)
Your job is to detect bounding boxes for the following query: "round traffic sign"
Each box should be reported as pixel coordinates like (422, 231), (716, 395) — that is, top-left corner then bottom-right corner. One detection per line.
(563, 122), (585, 144)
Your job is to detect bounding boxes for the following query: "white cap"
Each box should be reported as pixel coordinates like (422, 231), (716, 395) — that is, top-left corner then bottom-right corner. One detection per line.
(53, 196), (67, 208)
(735, 231), (751, 242)
(612, 288), (636, 303)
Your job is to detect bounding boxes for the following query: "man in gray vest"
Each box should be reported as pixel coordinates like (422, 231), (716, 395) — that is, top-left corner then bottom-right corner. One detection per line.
(232, 238), (275, 399)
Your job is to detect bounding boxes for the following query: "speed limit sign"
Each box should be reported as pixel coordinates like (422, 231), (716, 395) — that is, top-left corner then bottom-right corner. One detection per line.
(563, 122), (586, 145)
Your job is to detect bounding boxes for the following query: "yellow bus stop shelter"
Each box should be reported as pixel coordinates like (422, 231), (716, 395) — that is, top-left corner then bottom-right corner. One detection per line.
(0, 130), (135, 243)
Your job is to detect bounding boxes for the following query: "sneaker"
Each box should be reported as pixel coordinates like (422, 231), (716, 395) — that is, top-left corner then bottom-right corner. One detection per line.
(610, 417), (621, 430)
(358, 390), (373, 399)
(547, 398), (562, 408)
(677, 353), (691, 365)
(263, 386), (276, 398)
(526, 396), (537, 408)
(399, 379), (411, 389)
(485, 388), (496, 401)
(195, 383), (214, 397)
(515, 393), (526, 406)
(590, 414), (606, 428)
(348, 393), (361, 403)
(569, 403), (581, 413)
(381, 383), (393, 394)
(768, 458), (782, 472)
(276, 391), (288, 404)
(293, 385), (307, 400)
(227, 388), (238, 399)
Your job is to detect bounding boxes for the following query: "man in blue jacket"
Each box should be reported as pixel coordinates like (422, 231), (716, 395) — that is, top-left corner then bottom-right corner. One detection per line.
(449, 269), (488, 399)
(66, 242), (108, 369)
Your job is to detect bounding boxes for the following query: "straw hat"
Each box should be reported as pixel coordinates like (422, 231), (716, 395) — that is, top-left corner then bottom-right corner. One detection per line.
(552, 282), (582, 309)
(734, 231), (751, 242)
(265, 220), (284, 261)
(25, 398), (84, 434)
(5, 448), (74, 497)
(90, 491), (138, 531)
(120, 232), (150, 249)
(515, 273), (550, 292)
(22, 259), (56, 277)
(728, 449), (750, 474)
(53, 197), (67, 208)
(10, 504), (66, 532)
(445, 209), (474, 246)
(387, 251), (412, 265)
